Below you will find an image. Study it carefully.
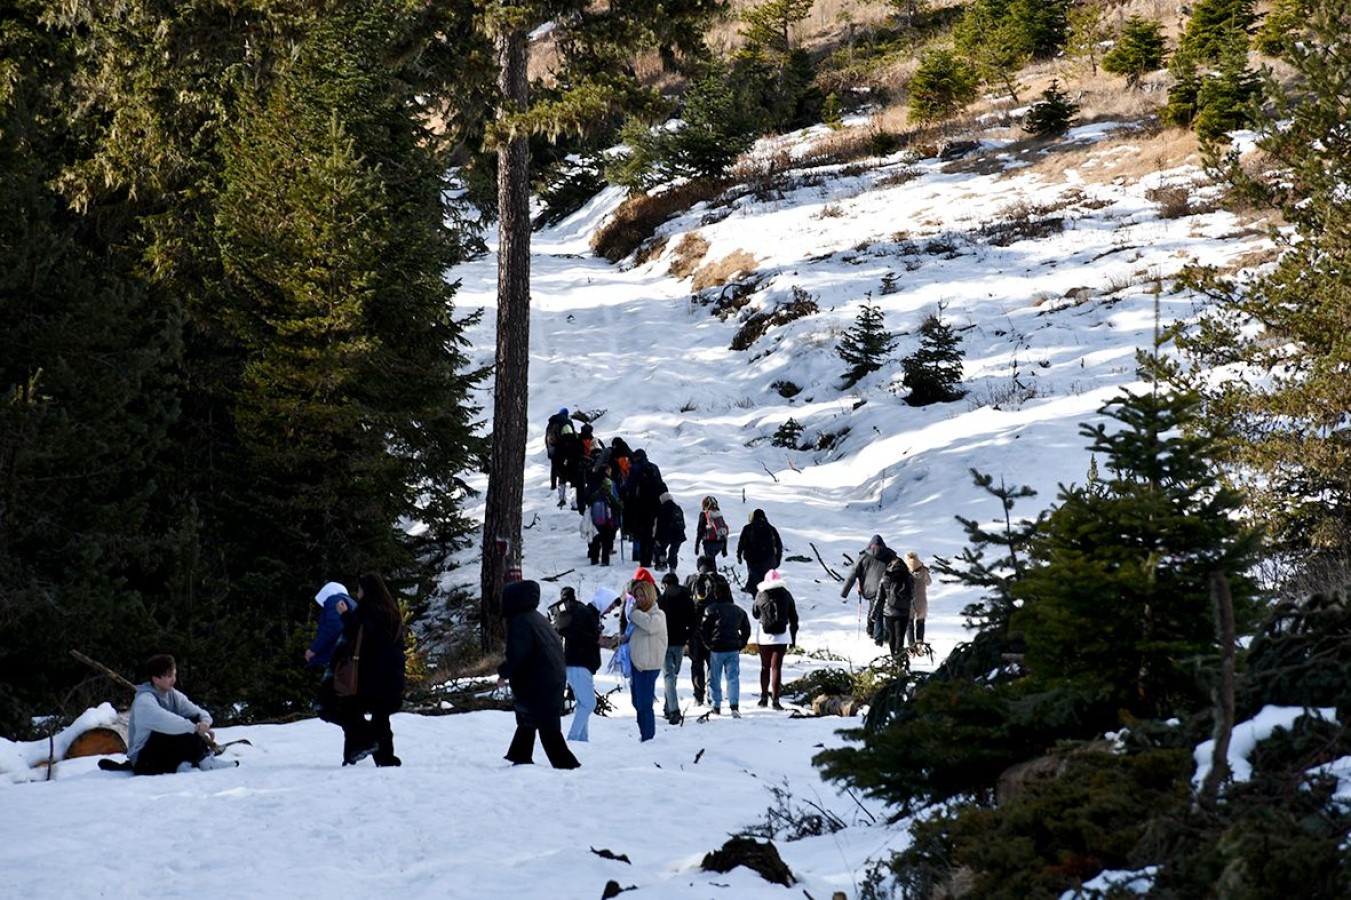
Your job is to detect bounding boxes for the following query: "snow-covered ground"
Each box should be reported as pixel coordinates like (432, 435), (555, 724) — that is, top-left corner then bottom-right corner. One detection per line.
(5, 120), (1316, 898)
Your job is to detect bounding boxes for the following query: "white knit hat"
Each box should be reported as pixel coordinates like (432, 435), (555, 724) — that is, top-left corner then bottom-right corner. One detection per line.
(757, 569), (787, 593)
(314, 581), (349, 607)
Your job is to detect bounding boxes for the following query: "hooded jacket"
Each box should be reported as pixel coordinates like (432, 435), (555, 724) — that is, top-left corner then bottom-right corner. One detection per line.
(555, 588), (608, 673)
(701, 584), (751, 653)
(126, 682), (211, 765)
(906, 552), (933, 620)
(498, 580), (567, 717)
(840, 535), (898, 601)
(308, 581), (353, 667)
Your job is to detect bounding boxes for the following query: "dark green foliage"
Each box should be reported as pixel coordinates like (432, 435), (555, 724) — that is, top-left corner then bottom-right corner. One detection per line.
(534, 156), (608, 229)
(1178, 0), (1257, 64)
(1237, 592), (1351, 720)
(770, 418), (805, 449)
(1102, 15), (1168, 87)
(1253, 0), (1302, 56)
(607, 62), (759, 191)
(1162, 46), (1204, 128)
(1014, 354), (1263, 721)
(954, 0), (1070, 100)
(1166, 0), (1257, 136)
(1022, 79), (1078, 137)
(1178, 0), (1351, 553)
(939, 470), (1042, 631)
(907, 49), (979, 123)
(894, 748), (1193, 899)
(900, 307), (964, 406)
(1191, 37), (1260, 141)
(837, 303), (896, 387)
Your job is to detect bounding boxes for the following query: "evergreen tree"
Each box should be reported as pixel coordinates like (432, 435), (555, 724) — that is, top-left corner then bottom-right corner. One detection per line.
(837, 303), (896, 388)
(1102, 15), (1169, 88)
(1022, 79), (1079, 137)
(1179, 0), (1351, 553)
(954, 1), (1030, 102)
(901, 307), (965, 406)
(1191, 35), (1260, 141)
(0, 5), (178, 730)
(1013, 353), (1263, 721)
(907, 49), (979, 124)
(730, 0), (823, 133)
(1065, 2), (1111, 76)
(1178, 0), (1256, 65)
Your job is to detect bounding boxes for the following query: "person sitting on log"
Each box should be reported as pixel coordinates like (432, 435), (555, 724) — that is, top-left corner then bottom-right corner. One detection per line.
(126, 654), (237, 775)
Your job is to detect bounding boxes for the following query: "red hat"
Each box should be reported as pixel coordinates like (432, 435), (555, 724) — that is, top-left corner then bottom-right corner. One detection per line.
(632, 566), (656, 585)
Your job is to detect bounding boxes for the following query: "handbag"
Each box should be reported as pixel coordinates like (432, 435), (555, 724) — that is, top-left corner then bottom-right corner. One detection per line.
(332, 626), (364, 698)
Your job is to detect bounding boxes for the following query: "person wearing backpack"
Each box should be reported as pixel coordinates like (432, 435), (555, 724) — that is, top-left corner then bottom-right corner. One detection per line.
(736, 509), (783, 596)
(751, 569), (798, 710)
(880, 558), (915, 659)
(840, 534), (898, 645)
(654, 492), (686, 573)
(700, 575), (751, 717)
(623, 449), (664, 567)
(583, 475), (622, 566)
(697, 495), (731, 559)
(683, 554), (719, 705)
(545, 407), (570, 467)
(657, 572), (695, 724)
(553, 424), (583, 509)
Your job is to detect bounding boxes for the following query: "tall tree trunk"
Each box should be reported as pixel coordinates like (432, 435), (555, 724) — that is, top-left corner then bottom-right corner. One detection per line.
(479, 20), (531, 653)
(1199, 571), (1236, 809)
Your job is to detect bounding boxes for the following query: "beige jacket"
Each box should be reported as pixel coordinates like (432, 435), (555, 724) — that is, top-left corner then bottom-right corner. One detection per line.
(907, 556), (932, 620)
(628, 605), (669, 672)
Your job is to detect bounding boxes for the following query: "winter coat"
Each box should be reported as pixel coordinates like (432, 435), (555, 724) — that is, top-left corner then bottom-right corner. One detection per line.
(553, 429), (583, 486)
(881, 560), (915, 619)
(336, 594), (406, 714)
(554, 597), (603, 673)
(752, 585), (799, 647)
(840, 535), (898, 601)
(658, 583), (696, 645)
(736, 511), (783, 570)
(701, 594), (751, 653)
(498, 580), (568, 719)
(126, 682), (211, 765)
(308, 582), (352, 667)
(907, 554), (932, 620)
(623, 451), (664, 532)
(655, 494), (686, 545)
(628, 604), (669, 672)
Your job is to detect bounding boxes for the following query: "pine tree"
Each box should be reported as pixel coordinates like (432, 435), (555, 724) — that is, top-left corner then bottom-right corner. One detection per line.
(1013, 353), (1262, 721)
(908, 49), (979, 124)
(1179, 0), (1351, 553)
(1191, 35), (1260, 142)
(1178, 0), (1256, 65)
(1065, 2), (1112, 76)
(1102, 16), (1168, 88)
(901, 307), (965, 406)
(732, 0), (823, 133)
(771, 418), (805, 449)
(1023, 79), (1079, 137)
(837, 304), (896, 388)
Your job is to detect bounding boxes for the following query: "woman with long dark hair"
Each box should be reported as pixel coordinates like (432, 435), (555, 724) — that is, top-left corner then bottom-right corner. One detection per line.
(332, 572), (406, 767)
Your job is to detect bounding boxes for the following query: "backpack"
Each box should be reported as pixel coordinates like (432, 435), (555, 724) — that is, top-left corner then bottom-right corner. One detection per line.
(703, 510), (729, 542)
(759, 591), (788, 636)
(590, 494), (615, 529)
(692, 571), (726, 606)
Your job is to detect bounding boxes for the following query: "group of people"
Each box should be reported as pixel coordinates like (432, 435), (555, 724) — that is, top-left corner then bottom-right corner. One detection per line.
(840, 535), (932, 659)
(121, 572), (409, 776)
(121, 496), (929, 778)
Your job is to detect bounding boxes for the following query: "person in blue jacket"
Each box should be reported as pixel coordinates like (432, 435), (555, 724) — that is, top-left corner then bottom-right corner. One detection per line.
(306, 581), (353, 667)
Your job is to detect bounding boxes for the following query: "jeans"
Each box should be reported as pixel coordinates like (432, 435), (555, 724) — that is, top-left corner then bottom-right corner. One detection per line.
(662, 645), (685, 716)
(567, 666), (596, 742)
(632, 668), (659, 741)
(709, 650), (741, 710)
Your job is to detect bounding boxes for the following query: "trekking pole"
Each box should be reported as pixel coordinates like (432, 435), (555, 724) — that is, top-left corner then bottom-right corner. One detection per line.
(857, 596), (862, 638)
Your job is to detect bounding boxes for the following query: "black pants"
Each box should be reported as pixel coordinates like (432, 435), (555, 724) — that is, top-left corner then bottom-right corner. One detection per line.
(133, 731), (211, 776)
(688, 639), (710, 704)
(907, 617), (926, 646)
(589, 525), (617, 565)
(505, 709), (579, 769)
(886, 615), (908, 657)
(339, 701), (395, 764)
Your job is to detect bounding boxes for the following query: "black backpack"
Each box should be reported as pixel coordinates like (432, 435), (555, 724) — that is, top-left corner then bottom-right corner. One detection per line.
(759, 590), (788, 636)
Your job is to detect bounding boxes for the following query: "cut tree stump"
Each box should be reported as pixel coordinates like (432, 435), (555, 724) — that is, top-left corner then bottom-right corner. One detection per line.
(701, 836), (795, 886)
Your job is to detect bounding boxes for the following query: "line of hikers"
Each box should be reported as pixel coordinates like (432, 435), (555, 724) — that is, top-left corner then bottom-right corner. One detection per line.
(841, 534), (932, 659)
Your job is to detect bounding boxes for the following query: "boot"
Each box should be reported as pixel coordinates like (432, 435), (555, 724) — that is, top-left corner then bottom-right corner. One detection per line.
(757, 694), (768, 707)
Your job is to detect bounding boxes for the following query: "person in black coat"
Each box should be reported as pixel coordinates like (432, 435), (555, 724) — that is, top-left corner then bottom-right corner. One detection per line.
(840, 534), (898, 645)
(329, 572), (407, 767)
(654, 492), (687, 573)
(880, 558), (915, 658)
(700, 577), (751, 716)
(657, 572), (695, 723)
(682, 555), (718, 705)
(736, 508), (783, 596)
(496, 580), (581, 769)
(555, 586), (618, 742)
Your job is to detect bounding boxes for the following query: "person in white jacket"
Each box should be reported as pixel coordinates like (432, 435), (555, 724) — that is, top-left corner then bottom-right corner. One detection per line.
(624, 570), (668, 742)
(126, 654), (237, 775)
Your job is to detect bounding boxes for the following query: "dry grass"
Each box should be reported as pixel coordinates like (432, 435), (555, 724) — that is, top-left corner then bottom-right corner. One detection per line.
(669, 232), (711, 279)
(591, 178), (729, 263)
(692, 249), (759, 292)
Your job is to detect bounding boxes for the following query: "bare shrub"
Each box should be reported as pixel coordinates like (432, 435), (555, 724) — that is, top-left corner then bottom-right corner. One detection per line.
(668, 232), (710, 279)
(818, 203), (845, 218)
(591, 178), (730, 263)
(1146, 184), (1207, 219)
(980, 200), (1066, 246)
(731, 285), (820, 351)
(692, 249), (758, 293)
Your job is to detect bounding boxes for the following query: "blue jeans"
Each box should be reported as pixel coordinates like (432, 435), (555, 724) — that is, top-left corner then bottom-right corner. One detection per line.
(631, 668), (659, 741)
(662, 645), (685, 716)
(709, 650), (741, 710)
(567, 667), (596, 742)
